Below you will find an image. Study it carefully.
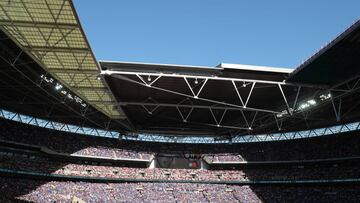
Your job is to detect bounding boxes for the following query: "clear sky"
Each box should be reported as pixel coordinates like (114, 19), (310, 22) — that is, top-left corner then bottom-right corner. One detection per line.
(73, 1), (359, 69)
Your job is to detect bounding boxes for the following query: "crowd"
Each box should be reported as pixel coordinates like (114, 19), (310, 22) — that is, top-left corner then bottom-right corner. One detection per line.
(73, 147), (152, 160)
(204, 154), (245, 162)
(1, 177), (360, 202)
(2, 119), (360, 201)
(2, 119), (360, 163)
(0, 119), (152, 160)
(1, 152), (360, 182)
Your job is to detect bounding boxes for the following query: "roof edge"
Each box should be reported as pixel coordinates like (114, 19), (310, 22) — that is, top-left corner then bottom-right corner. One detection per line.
(290, 18), (360, 77)
(218, 63), (293, 73)
(99, 60), (220, 71)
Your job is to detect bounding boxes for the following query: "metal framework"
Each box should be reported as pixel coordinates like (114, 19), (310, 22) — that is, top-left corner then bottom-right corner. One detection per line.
(103, 68), (360, 133)
(245, 74), (360, 135)
(0, 0), (122, 118)
(0, 108), (120, 138)
(0, 32), (131, 131)
(104, 70), (300, 131)
(1, 107), (359, 144)
(128, 121), (360, 143)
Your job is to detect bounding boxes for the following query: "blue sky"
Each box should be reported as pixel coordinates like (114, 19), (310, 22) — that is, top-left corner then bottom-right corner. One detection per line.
(73, 1), (359, 69)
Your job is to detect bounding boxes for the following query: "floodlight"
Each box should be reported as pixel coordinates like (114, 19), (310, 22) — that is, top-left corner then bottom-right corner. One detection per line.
(55, 83), (63, 90)
(307, 99), (316, 105)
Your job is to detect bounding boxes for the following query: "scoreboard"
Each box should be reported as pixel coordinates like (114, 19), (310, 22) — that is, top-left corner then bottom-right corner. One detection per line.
(155, 154), (202, 169)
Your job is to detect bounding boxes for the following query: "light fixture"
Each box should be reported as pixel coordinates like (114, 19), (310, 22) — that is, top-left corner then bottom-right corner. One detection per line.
(194, 78), (198, 84)
(319, 93), (331, 101)
(55, 83), (62, 90)
(242, 82), (246, 87)
(298, 103), (310, 110)
(147, 75), (151, 82)
(307, 99), (316, 105)
(96, 75), (101, 80)
(297, 98), (318, 111)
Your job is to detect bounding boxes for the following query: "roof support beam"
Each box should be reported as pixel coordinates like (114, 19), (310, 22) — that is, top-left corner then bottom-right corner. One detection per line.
(252, 75), (360, 134)
(111, 74), (281, 114)
(245, 82), (256, 108)
(209, 107), (227, 127)
(24, 46), (89, 53)
(119, 101), (250, 131)
(71, 86), (108, 91)
(331, 96), (342, 122)
(176, 106), (194, 122)
(119, 101), (245, 111)
(103, 69), (288, 86)
(184, 77), (208, 98)
(232, 80), (245, 106)
(292, 86), (301, 110)
(278, 84), (292, 115)
(49, 69), (99, 74)
(0, 20), (78, 29)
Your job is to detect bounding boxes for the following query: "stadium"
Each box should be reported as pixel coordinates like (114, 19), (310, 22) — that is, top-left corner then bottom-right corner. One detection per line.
(0, 0), (360, 202)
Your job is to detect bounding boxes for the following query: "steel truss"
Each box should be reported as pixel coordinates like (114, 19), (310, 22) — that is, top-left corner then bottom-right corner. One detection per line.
(0, 108), (119, 138)
(0, 0), (123, 119)
(104, 70), (360, 133)
(0, 39), (130, 131)
(103, 70), (315, 131)
(249, 75), (360, 135)
(1, 107), (359, 144)
(125, 121), (360, 143)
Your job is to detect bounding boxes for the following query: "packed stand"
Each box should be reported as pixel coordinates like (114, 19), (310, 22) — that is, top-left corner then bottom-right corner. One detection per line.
(2, 119), (360, 162)
(204, 154), (245, 162)
(1, 152), (360, 182)
(1, 177), (360, 202)
(0, 119), (152, 160)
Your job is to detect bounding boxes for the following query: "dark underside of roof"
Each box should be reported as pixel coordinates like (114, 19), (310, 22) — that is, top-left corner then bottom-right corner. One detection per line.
(0, 30), (125, 132)
(104, 75), (290, 135)
(287, 20), (360, 86)
(101, 61), (360, 136)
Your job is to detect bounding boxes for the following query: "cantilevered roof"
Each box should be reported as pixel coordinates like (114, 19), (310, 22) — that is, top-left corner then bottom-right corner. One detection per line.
(101, 61), (308, 135)
(101, 59), (360, 136)
(288, 19), (360, 86)
(0, 29), (128, 131)
(0, 0), (122, 118)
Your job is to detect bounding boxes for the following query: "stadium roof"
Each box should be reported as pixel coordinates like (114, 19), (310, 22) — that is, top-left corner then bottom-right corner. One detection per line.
(101, 61), (297, 135)
(100, 19), (360, 136)
(0, 28), (131, 131)
(0, 1), (359, 139)
(100, 58), (360, 135)
(0, 0), (122, 118)
(288, 19), (360, 86)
